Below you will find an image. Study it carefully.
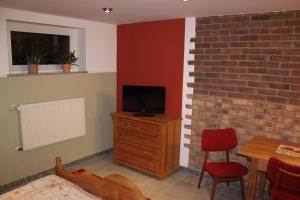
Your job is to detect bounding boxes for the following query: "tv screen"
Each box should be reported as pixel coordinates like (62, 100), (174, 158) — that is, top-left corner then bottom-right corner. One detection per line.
(10, 31), (70, 65)
(122, 85), (166, 115)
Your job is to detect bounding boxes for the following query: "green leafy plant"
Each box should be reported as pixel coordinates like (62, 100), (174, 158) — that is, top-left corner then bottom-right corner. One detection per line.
(57, 50), (78, 65)
(25, 52), (47, 64)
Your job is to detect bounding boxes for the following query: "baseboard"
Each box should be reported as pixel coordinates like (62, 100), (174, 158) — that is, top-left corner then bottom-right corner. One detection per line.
(0, 148), (112, 195)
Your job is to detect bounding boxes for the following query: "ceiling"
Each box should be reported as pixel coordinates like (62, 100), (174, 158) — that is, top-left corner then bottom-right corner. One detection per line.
(0, 0), (299, 25)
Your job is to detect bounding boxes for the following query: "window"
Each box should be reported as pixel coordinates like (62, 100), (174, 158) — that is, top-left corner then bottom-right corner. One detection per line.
(7, 20), (86, 74)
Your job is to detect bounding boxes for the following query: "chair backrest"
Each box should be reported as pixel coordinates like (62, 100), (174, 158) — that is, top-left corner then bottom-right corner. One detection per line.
(267, 157), (300, 192)
(201, 128), (237, 151)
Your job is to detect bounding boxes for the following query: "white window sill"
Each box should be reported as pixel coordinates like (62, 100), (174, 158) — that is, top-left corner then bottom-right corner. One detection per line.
(7, 71), (88, 77)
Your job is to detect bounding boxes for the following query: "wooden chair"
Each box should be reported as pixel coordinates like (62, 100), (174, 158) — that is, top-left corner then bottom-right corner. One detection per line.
(267, 157), (300, 200)
(197, 128), (248, 200)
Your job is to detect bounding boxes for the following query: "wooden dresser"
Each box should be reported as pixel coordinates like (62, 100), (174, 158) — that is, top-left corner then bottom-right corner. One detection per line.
(111, 112), (181, 179)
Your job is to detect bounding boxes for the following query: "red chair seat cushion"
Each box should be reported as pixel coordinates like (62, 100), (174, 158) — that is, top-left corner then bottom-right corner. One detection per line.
(268, 183), (300, 200)
(206, 162), (249, 178)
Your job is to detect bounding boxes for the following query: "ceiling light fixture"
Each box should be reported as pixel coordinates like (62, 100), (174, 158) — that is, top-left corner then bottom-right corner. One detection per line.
(102, 8), (113, 14)
(182, 0), (189, 2)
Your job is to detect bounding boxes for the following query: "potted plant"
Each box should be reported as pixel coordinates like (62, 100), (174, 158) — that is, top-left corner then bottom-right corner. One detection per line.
(25, 52), (46, 75)
(57, 50), (78, 73)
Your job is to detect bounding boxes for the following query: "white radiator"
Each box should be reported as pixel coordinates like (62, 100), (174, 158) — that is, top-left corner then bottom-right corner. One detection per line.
(18, 97), (86, 151)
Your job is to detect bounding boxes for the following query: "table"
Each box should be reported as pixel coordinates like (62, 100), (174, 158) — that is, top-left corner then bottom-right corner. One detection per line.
(237, 136), (300, 200)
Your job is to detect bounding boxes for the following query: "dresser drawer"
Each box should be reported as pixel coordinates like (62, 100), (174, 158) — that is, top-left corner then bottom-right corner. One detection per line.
(117, 118), (160, 137)
(115, 149), (159, 173)
(115, 141), (159, 161)
(116, 128), (159, 148)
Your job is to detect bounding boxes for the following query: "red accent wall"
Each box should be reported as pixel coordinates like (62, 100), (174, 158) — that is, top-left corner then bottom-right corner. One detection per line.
(117, 19), (185, 117)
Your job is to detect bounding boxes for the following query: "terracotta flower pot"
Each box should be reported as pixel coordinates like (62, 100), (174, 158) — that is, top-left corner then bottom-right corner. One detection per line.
(61, 64), (71, 73)
(28, 64), (38, 75)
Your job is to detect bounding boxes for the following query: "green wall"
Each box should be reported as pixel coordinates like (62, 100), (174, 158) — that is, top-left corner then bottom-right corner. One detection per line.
(0, 72), (116, 186)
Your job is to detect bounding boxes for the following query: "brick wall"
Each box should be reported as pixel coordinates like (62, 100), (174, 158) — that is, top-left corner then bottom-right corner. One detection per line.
(187, 10), (300, 170)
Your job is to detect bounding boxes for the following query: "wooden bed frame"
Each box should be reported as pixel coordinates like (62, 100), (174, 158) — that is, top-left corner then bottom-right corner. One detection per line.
(55, 157), (148, 200)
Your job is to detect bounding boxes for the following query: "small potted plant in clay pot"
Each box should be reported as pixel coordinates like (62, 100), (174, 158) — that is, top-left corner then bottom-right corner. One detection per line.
(25, 52), (46, 75)
(57, 50), (78, 73)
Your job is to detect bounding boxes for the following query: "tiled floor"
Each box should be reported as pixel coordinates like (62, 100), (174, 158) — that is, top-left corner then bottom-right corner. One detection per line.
(67, 152), (245, 200)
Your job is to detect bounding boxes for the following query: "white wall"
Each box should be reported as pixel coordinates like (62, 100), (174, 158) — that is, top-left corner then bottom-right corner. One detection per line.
(180, 17), (195, 167)
(0, 7), (116, 77)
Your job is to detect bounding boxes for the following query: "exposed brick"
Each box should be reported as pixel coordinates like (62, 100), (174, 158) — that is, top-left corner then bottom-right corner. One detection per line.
(271, 27), (294, 34)
(292, 85), (300, 91)
(189, 49), (205, 54)
(295, 42), (300, 47)
(242, 48), (261, 54)
(212, 42), (229, 48)
(292, 56), (300, 62)
(204, 24), (222, 30)
(220, 36), (239, 41)
(228, 80), (248, 86)
(230, 42), (248, 47)
(203, 36), (219, 42)
(211, 54), (228, 60)
(206, 49), (222, 54)
(268, 69), (290, 76)
(195, 55), (210, 60)
(222, 73), (239, 79)
(222, 23), (241, 29)
(249, 41), (271, 47)
(230, 55), (247, 60)
(237, 87), (256, 94)
(195, 43), (211, 48)
(257, 88), (277, 96)
(285, 19), (300, 26)
(271, 11), (295, 20)
(284, 49), (300, 55)
(194, 89), (209, 95)
(282, 77), (300, 84)
(239, 61), (258, 67)
(267, 96), (288, 104)
(281, 34), (300, 40)
(248, 68), (268, 74)
(279, 91), (300, 98)
(220, 61), (238, 66)
(212, 17), (230, 23)
(240, 35), (259, 41)
(271, 41), (293, 48)
(261, 75), (282, 82)
(209, 90), (226, 97)
(196, 18), (211, 24)
(269, 83), (290, 90)
(248, 55), (266, 61)
(270, 55), (290, 62)
(248, 81), (268, 88)
(260, 35), (281, 40)
(281, 63), (300, 69)
(228, 67), (247, 73)
(231, 15), (250, 22)
(224, 48), (242, 54)
(262, 49), (283, 55)
(188, 12), (300, 167)
(259, 62), (280, 68)
(251, 14), (272, 21)
(230, 29), (249, 35)
(240, 74), (260, 81)
(196, 30), (211, 36)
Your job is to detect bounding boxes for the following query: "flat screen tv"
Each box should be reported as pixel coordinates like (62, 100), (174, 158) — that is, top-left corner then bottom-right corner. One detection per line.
(10, 31), (70, 65)
(122, 85), (166, 116)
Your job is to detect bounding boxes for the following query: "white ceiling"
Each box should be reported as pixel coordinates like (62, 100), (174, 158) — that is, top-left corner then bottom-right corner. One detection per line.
(0, 0), (299, 25)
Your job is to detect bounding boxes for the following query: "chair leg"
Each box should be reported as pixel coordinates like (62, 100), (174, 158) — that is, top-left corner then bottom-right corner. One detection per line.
(198, 168), (205, 188)
(240, 177), (245, 200)
(211, 177), (218, 200)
